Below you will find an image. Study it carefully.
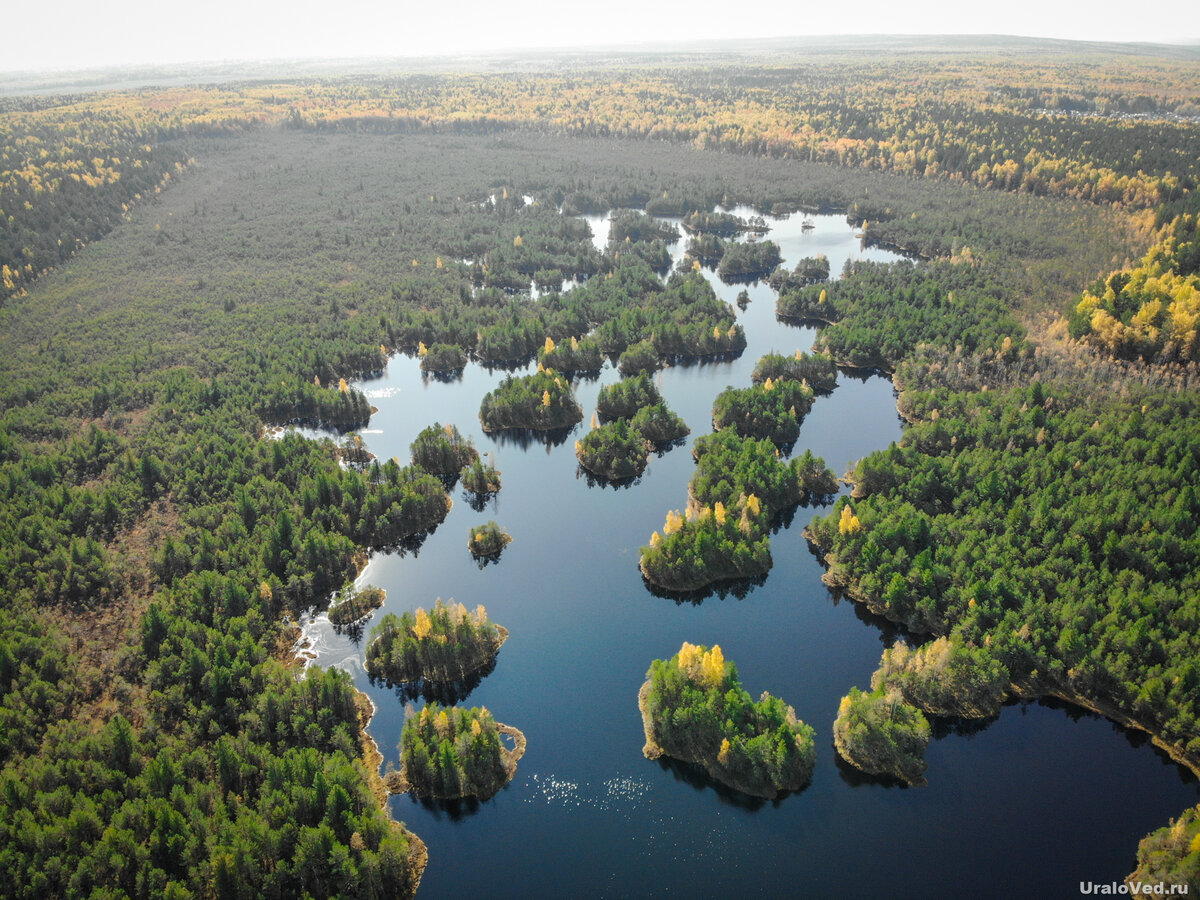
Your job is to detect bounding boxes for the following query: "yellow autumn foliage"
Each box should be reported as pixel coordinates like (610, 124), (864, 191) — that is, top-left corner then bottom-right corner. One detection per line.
(663, 510), (684, 535)
(701, 644), (725, 686)
(413, 608), (433, 639)
(677, 641), (701, 671)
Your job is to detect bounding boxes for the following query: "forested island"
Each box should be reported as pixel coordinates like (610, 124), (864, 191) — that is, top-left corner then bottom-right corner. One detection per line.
(576, 420), (651, 481)
(751, 351), (839, 394)
(467, 521), (512, 559)
(641, 430), (837, 592)
(2, 37), (1199, 897)
(478, 371), (583, 432)
(365, 599), (508, 686)
(394, 704), (524, 801)
(460, 458), (502, 496)
(640, 643), (816, 798)
(410, 423), (479, 475)
(328, 585), (387, 626)
(833, 686), (932, 786)
(711, 378), (815, 446)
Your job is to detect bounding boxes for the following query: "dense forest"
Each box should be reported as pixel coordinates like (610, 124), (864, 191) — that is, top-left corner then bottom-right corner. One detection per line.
(1, 39), (1199, 896)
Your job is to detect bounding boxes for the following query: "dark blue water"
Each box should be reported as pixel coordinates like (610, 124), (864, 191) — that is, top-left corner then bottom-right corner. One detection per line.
(297, 213), (1198, 898)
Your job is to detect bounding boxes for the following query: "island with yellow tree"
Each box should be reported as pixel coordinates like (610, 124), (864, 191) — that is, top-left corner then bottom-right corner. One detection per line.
(364, 598), (508, 686)
(639, 642), (816, 799)
(393, 703), (525, 801)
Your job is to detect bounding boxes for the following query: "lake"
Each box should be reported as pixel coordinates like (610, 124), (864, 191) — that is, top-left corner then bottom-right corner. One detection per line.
(298, 210), (1198, 898)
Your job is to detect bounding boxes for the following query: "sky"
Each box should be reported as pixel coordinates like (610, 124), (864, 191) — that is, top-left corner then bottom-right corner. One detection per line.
(4, 0), (1198, 73)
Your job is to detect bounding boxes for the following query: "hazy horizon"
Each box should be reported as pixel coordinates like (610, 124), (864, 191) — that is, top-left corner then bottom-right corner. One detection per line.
(5, 0), (1199, 76)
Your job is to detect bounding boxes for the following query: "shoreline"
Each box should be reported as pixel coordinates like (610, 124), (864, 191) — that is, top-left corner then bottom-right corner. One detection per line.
(810, 541), (1200, 782)
(355, 688), (428, 897)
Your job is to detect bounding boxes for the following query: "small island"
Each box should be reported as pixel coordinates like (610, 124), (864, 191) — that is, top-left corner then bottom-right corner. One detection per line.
(629, 402), (689, 444)
(617, 339), (660, 377)
(640, 431), (837, 592)
(681, 210), (767, 238)
(686, 233), (727, 266)
(833, 686), (931, 786)
(776, 283), (839, 323)
(596, 374), (661, 421)
(640, 500), (772, 591)
(690, 429), (837, 513)
(639, 642), (815, 799)
(609, 209), (681, 244)
(364, 598), (508, 686)
(711, 379), (815, 446)
(716, 239), (782, 283)
(411, 422), (479, 474)
(538, 335), (603, 374)
(460, 458), (502, 496)
(576, 420), (651, 481)
(468, 521), (512, 558)
(393, 703), (525, 801)
(751, 350), (839, 394)
(418, 342), (468, 373)
(767, 255), (830, 291)
(479, 370), (584, 432)
(327, 584), (386, 626)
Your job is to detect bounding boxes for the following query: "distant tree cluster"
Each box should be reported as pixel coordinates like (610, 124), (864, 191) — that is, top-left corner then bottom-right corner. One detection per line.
(1071, 210), (1200, 363)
